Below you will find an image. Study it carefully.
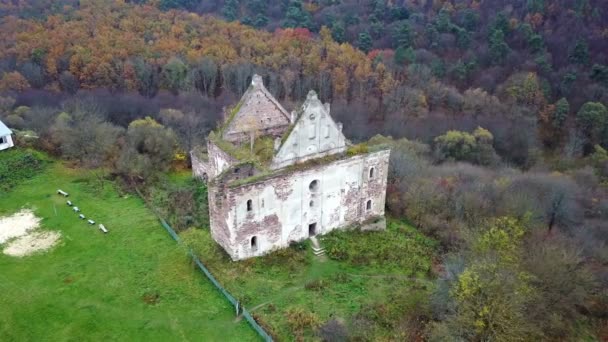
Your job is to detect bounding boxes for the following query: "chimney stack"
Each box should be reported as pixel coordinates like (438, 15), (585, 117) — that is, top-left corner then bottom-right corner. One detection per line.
(290, 111), (296, 124)
(251, 74), (263, 88)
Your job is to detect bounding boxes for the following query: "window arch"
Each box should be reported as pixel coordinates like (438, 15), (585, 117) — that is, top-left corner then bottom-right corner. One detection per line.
(369, 167), (375, 179)
(366, 200), (372, 211)
(246, 199), (253, 212)
(309, 200), (314, 208)
(309, 180), (320, 192)
(251, 236), (258, 251)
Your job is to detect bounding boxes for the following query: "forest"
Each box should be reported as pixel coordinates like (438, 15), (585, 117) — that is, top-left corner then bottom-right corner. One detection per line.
(0, 0), (607, 340)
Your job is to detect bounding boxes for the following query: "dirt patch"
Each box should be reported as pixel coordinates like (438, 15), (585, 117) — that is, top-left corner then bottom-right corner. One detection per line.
(3, 231), (61, 257)
(0, 209), (61, 257)
(142, 292), (160, 305)
(0, 209), (41, 244)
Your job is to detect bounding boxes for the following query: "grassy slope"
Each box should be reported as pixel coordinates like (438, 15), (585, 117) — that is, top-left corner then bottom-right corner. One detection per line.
(0, 162), (257, 341)
(183, 220), (438, 340)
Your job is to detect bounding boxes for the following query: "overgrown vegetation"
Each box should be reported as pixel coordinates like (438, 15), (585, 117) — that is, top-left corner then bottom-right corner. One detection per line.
(180, 219), (438, 340)
(0, 148), (46, 191)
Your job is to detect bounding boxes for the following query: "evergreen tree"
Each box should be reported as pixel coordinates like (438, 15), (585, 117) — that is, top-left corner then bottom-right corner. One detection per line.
(569, 39), (590, 66)
(282, 0), (313, 29)
(357, 31), (373, 53)
(489, 29), (510, 64)
(393, 21), (412, 49)
(331, 21), (345, 43)
(221, 0), (239, 22)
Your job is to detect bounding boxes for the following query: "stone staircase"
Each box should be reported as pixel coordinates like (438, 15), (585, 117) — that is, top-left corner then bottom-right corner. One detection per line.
(309, 236), (326, 257)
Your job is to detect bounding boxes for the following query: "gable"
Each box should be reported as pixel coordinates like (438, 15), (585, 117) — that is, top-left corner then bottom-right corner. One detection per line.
(271, 90), (347, 169)
(223, 75), (290, 142)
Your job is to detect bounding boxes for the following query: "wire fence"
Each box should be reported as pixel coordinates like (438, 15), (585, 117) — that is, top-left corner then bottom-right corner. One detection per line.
(136, 188), (273, 341)
(158, 218), (273, 342)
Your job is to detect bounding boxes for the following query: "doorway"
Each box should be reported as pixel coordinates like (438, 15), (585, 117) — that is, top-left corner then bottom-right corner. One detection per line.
(308, 223), (317, 237)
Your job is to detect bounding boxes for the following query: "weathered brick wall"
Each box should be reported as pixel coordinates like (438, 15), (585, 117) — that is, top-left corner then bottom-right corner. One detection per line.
(208, 183), (236, 259)
(208, 149), (390, 260)
(223, 75), (291, 144)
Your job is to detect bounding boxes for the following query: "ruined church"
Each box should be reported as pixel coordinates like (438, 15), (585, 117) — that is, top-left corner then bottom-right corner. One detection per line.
(191, 75), (390, 260)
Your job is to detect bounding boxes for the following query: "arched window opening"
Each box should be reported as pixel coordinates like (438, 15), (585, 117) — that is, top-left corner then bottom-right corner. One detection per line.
(309, 200), (314, 208)
(251, 236), (258, 251)
(369, 167), (375, 179)
(246, 199), (253, 212)
(366, 200), (372, 211)
(309, 180), (320, 192)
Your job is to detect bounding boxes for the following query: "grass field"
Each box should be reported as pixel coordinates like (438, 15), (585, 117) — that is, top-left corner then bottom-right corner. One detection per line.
(0, 158), (257, 341)
(182, 220), (438, 340)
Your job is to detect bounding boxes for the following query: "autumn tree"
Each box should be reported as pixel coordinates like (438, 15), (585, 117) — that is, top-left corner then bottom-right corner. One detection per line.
(429, 217), (538, 341)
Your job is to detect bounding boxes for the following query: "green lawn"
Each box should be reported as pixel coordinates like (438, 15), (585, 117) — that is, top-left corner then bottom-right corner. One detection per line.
(182, 220), (438, 340)
(0, 161), (257, 341)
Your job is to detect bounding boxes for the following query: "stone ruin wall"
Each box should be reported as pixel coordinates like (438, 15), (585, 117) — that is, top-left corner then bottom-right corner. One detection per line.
(209, 149), (390, 260)
(191, 140), (237, 181)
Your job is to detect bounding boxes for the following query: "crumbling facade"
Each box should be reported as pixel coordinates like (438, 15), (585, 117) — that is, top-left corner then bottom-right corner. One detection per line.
(192, 75), (390, 260)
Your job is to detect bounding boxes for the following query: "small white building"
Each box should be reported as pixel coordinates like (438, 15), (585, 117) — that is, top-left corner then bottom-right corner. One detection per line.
(0, 119), (14, 151)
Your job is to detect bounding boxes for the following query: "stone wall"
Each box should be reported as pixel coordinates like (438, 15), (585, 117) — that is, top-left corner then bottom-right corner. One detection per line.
(209, 149), (390, 260)
(271, 91), (346, 170)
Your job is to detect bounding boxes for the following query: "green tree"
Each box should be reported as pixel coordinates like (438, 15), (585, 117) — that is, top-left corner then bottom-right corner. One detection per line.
(434, 6), (451, 33)
(357, 31), (373, 53)
(569, 39), (590, 66)
(429, 217), (538, 341)
(331, 21), (345, 43)
(190, 57), (218, 97)
(221, 0), (239, 21)
(394, 46), (415, 65)
(117, 117), (177, 181)
(433, 127), (498, 166)
(576, 102), (608, 153)
(489, 29), (510, 64)
(393, 21), (412, 48)
(527, 0), (545, 13)
(161, 57), (188, 95)
(590, 64), (608, 86)
(454, 26), (471, 49)
(461, 9), (479, 31)
(159, 0), (197, 10)
(133, 58), (159, 98)
(282, 0), (313, 29)
(553, 97), (569, 129)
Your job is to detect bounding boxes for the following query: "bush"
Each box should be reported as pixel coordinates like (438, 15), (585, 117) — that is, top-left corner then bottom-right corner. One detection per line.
(0, 149), (47, 191)
(304, 279), (327, 291)
(322, 220), (437, 274)
(285, 307), (321, 336)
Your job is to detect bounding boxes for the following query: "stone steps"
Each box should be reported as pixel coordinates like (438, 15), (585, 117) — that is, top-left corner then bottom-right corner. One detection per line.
(310, 236), (326, 256)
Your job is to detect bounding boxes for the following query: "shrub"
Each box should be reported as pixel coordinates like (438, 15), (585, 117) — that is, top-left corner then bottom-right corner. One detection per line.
(0, 149), (47, 191)
(322, 220), (437, 273)
(285, 307), (321, 336)
(304, 279), (327, 291)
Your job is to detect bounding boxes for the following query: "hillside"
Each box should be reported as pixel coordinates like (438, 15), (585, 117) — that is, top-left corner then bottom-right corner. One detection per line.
(0, 1), (607, 341)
